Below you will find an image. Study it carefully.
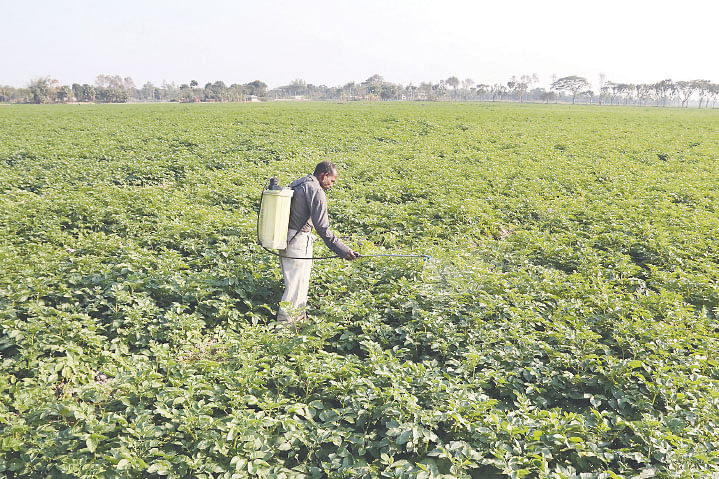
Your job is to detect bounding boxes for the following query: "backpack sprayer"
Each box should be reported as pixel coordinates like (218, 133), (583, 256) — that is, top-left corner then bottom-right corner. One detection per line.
(257, 177), (430, 261)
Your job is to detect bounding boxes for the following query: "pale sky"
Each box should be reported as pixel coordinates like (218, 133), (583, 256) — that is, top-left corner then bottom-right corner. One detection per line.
(2, 0), (717, 91)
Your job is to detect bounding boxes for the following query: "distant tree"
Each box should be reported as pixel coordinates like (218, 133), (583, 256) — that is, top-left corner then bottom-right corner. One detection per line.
(615, 83), (635, 105)
(190, 80), (198, 88)
(95, 74), (108, 88)
(365, 82), (381, 99)
(28, 77), (57, 103)
(446, 76), (460, 98)
(95, 75), (134, 102)
(8, 87), (29, 103)
(56, 85), (72, 102)
(634, 84), (653, 106)
(141, 82), (158, 101)
(608, 83), (632, 105)
(490, 83), (506, 101)
(708, 83), (719, 108)
(360, 75), (385, 100)
(460, 78), (474, 99)
(108, 76), (121, 88)
(325, 85), (341, 100)
(526, 87), (542, 102)
(506, 76), (523, 102)
(600, 84), (612, 105)
(0, 85), (14, 102)
(675, 80), (698, 108)
(540, 90), (557, 104)
(603, 82), (617, 104)
(364, 74), (384, 85)
(123, 77), (136, 90)
(520, 74), (538, 101)
(475, 84), (490, 100)
(287, 79), (307, 96)
(96, 87), (128, 103)
(548, 74), (559, 103)
(693, 79), (712, 108)
(227, 84), (244, 102)
(110, 76), (122, 89)
(96, 74), (124, 89)
(652, 79), (674, 106)
(507, 75), (531, 102)
(433, 80), (448, 100)
(380, 83), (400, 100)
(204, 81), (228, 101)
(418, 82), (434, 100)
(551, 75), (590, 104)
(179, 84), (193, 102)
(445, 76), (459, 89)
(71, 83), (83, 101)
(404, 83), (417, 101)
(244, 80), (266, 97)
(84, 84), (96, 102)
(340, 81), (356, 100)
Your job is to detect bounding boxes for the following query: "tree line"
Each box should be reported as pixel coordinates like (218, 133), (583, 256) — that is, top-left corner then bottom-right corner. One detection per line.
(1, 73), (717, 108)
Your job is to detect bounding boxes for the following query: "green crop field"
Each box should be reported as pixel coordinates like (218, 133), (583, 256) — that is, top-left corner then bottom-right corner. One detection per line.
(1, 102), (718, 478)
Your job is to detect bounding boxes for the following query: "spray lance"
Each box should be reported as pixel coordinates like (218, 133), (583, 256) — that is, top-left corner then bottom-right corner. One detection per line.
(257, 177), (430, 261)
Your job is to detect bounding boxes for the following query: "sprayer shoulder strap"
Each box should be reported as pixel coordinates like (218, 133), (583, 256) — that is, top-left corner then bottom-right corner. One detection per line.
(286, 183), (303, 246)
(287, 177), (316, 245)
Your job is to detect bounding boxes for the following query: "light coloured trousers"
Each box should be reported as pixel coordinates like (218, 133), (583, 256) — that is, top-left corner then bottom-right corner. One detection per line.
(278, 229), (314, 322)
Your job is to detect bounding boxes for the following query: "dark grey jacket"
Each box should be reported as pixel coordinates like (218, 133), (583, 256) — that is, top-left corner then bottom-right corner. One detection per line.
(288, 175), (351, 257)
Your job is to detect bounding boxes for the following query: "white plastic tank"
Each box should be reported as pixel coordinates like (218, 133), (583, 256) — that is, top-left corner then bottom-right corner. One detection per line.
(258, 186), (294, 249)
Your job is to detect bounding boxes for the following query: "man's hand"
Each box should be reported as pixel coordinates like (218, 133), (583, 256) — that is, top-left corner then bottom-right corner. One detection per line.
(344, 250), (359, 260)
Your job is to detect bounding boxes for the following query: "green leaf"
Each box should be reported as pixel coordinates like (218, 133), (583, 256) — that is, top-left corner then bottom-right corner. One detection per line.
(396, 429), (412, 445)
(85, 434), (101, 453)
(147, 461), (170, 475)
(627, 359), (643, 369)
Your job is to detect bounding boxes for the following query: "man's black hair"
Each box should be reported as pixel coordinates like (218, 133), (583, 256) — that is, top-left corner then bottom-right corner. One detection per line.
(314, 161), (337, 177)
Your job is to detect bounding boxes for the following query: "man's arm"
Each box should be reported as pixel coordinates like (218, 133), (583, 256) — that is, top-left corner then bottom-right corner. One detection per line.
(307, 187), (354, 258)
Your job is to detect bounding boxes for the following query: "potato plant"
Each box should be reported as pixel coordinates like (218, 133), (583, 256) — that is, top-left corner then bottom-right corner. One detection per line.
(1, 102), (718, 478)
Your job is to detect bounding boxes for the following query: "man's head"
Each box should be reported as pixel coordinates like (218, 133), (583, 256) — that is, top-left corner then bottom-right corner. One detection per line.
(313, 161), (338, 191)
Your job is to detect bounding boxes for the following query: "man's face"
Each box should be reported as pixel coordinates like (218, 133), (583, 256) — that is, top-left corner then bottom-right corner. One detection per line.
(319, 171), (338, 191)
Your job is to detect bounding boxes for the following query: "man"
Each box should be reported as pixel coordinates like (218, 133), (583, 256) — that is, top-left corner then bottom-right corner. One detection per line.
(278, 161), (358, 322)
